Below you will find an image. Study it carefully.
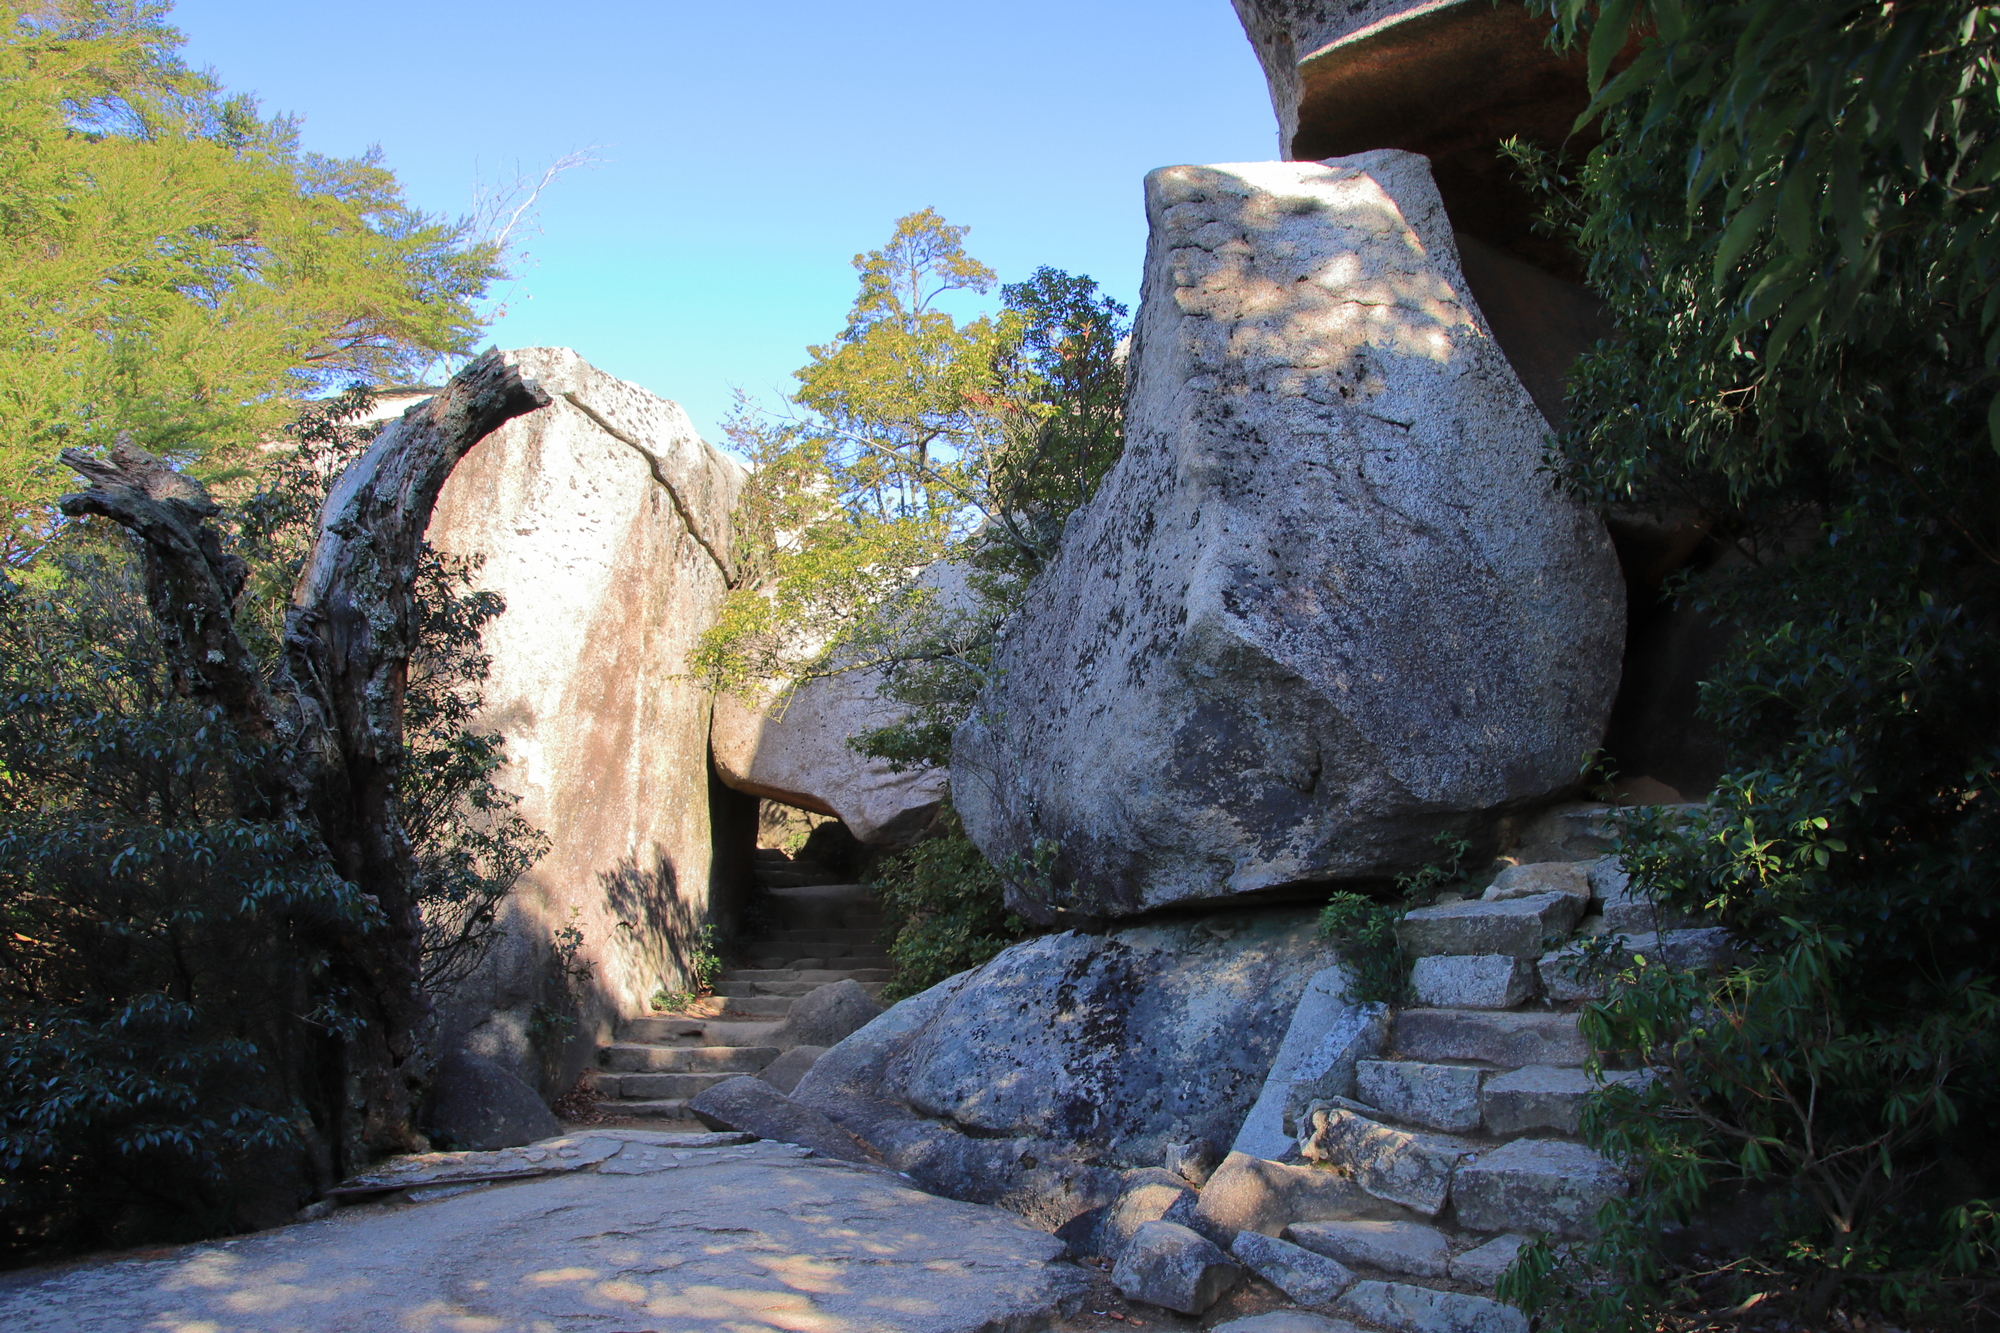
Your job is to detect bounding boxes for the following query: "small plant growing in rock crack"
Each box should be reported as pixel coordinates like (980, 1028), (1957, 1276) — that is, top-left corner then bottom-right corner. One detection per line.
(651, 925), (722, 1012)
(528, 911), (593, 1047)
(1319, 832), (1472, 1006)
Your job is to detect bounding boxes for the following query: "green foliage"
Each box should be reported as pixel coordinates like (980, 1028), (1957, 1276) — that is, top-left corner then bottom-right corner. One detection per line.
(528, 911), (592, 1050)
(1394, 832), (1471, 901)
(699, 210), (1127, 771)
(0, 1), (502, 561)
(1314, 894), (1408, 1007)
(651, 925), (721, 1013)
(873, 805), (1027, 1003)
(0, 394), (542, 1255)
(1503, 1), (2000, 1321)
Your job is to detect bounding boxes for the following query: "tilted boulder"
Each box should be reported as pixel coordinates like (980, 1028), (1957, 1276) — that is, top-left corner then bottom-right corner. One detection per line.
(424, 347), (747, 1091)
(951, 153), (1624, 922)
(793, 910), (1336, 1218)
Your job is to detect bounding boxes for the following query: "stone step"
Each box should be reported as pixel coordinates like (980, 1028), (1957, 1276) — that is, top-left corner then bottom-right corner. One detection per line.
(718, 967), (895, 984)
(1538, 927), (1736, 1002)
(1392, 1008), (1588, 1067)
(619, 1017), (782, 1047)
(714, 978), (889, 999)
(1355, 1060), (1486, 1134)
(599, 1043), (779, 1074)
(594, 1070), (742, 1100)
(1337, 1280), (1528, 1333)
(1481, 1064), (1648, 1136)
(766, 927), (884, 945)
(1285, 1219), (1450, 1281)
(1298, 1105), (1476, 1218)
(749, 954), (895, 972)
(1409, 954), (1538, 1009)
(1451, 1137), (1625, 1239)
(1397, 893), (1585, 959)
(597, 1097), (689, 1117)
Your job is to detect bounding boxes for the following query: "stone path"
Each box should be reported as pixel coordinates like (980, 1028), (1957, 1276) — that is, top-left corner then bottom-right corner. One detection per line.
(0, 1129), (1087, 1333)
(593, 879), (895, 1117)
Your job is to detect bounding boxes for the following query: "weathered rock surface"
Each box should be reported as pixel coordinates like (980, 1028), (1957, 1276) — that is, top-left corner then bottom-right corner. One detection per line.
(1062, 1171), (1205, 1261)
(428, 1049), (561, 1150)
(1483, 861), (1591, 904)
(1339, 1278), (1529, 1333)
(797, 910), (1333, 1216)
(1217, 1315), (1369, 1333)
(1450, 1233), (1530, 1288)
(1397, 893), (1584, 959)
(1452, 1137), (1625, 1238)
(1286, 1218), (1450, 1281)
(1195, 1151), (1417, 1244)
(1232, 1229), (1357, 1307)
(950, 153), (1623, 923)
(711, 668), (947, 848)
(1113, 1220), (1243, 1315)
(425, 347), (747, 1090)
(774, 978), (883, 1049)
(1408, 954), (1536, 1009)
(1392, 1008), (1588, 1067)
(1355, 1059), (1484, 1134)
(1538, 927), (1737, 1002)
(756, 1043), (826, 1095)
(686, 1075), (882, 1165)
(1297, 1107), (1471, 1216)
(1234, 964), (1388, 1159)
(0, 1134), (1089, 1333)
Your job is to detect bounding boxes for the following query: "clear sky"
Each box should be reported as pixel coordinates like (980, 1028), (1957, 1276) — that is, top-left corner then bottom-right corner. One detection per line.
(166, 1), (1281, 450)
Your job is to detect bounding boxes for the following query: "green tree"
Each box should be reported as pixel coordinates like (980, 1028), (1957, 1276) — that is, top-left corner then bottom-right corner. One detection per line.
(1497, 2), (2000, 1324)
(0, 1), (501, 562)
(701, 209), (1128, 771)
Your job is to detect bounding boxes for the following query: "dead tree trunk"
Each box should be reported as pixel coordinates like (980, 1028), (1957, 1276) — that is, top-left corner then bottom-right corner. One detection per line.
(59, 348), (550, 1173)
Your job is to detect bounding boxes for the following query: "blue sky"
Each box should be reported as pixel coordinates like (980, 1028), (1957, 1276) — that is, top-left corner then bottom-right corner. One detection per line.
(168, 1), (1281, 450)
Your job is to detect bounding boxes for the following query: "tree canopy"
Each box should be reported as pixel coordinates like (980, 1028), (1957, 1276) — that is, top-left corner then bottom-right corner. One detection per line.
(0, 1), (501, 561)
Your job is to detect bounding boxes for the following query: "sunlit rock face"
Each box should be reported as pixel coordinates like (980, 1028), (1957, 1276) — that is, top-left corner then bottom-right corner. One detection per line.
(951, 153), (1624, 923)
(424, 347), (747, 1090)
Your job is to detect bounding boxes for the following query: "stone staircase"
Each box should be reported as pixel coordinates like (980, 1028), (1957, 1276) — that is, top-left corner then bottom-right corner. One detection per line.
(1232, 846), (1726, 1330)
(590, 864), (896, 1119)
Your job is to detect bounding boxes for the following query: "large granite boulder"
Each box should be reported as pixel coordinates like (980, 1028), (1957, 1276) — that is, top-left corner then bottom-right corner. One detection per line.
(424, 347), (747, 1091)
(711, 669), (946, 847)
(428, 1050), (561, 1150)
(951, 154), (1624, 923)
(792, 910), (1337, 1223)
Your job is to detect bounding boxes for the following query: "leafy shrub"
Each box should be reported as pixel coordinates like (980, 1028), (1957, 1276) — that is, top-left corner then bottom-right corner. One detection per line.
(1314, 894), (1408, 1007)
(872, 805), (1027, 1002)
(1499, 1), (2000, 1322)
(0, 392), (541, 1256)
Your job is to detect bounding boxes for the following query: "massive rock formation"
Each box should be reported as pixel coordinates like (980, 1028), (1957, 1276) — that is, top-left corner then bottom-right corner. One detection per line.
(951, 153), (1625, 922)
(710, 668), (946, 847)
(792, 910), (1340, 1223)
(425, 348), (747, 1091)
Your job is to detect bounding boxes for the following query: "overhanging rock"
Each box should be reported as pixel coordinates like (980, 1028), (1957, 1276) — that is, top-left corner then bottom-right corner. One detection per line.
(951, 153), (1624, 922)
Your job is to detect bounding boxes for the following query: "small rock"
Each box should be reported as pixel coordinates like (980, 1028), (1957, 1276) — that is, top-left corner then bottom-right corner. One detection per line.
(775, 979), (883, 1049)
(1296, 1107), (1471, 1216)
(1452, 1137), (1625, 1238)
(1397, 893), (1585, 959)
(1286, 1219), (1450, 1281)
(1165, 1137), (1221, 1186)
(1111, 1220), (1242, 1315)
(757, 1044), (827, 1094)
(1450, 1233), (1530, 1288)
(1586, 856), (1628, 902)
(294, 1199), (336, 1222)
(1355, 1060), (1485, 1134)
(1338, 1279), (1529, 1333)
(1482, 862), (1591, 904)
(1231, 1230), (1357, 1307)
(686, 1075), (882, 1165)
(1408, 954), (1537, 1009)
(428, 1050), (561, 1151)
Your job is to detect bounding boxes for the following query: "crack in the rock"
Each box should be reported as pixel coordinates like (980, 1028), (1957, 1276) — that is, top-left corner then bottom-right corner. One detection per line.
(560, 391), (735, 583)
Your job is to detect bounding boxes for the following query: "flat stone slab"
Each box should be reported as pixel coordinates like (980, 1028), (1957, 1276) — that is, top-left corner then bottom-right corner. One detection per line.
(1286, 1218), (1450, 1280)
(1397, 893), (1584, 959)
(1409, 954), (1537, 1009)
(1392, 1008), (1589, 1067)
(1452, 1137), (1626, 1239)
(1481, 1064), (1649, 1136)
(1338, 1279), (1529, 1333)
(1356, 1060), (1485, 1133)
(0, 1136), (1087, 1333)
(1482, 861), (1591, 904)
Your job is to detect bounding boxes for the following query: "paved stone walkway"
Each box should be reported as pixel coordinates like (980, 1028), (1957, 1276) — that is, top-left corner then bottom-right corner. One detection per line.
(0, 1132), (1089, 1333)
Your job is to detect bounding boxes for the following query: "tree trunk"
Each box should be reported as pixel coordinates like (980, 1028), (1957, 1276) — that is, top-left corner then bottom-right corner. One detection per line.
(59, 348), (550, 1173)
